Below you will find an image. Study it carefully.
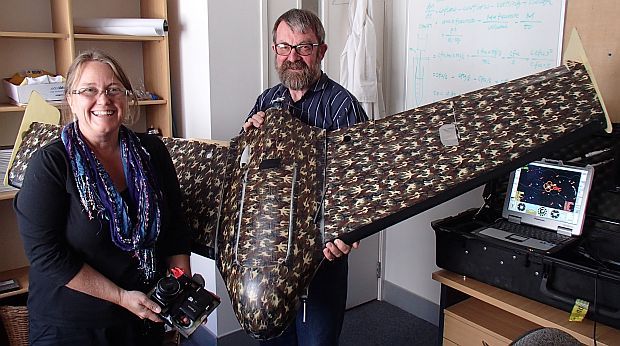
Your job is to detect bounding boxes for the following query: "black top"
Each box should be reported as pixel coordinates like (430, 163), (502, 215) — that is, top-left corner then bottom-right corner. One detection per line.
(248, 72), (368, 130)
(14, 133), (191, 328)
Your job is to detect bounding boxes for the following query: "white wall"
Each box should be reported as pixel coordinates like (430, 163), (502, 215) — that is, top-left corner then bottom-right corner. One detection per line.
(383, 191), (483, 303)
(169, 1), (212, 139)
(170, 1), (262, 141)
(206, 1), (265, 141)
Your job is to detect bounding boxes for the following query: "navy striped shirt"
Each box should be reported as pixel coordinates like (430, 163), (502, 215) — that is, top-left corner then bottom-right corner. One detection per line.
(248, 72), (368, 130)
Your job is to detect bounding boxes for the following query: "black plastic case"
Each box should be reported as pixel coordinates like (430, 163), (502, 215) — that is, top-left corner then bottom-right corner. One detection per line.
(433, 125), (620, 329)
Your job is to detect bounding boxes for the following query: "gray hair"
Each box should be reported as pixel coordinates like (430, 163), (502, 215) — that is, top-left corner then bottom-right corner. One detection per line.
(272, 9), (325, 44)
(63, 49), (139, 125)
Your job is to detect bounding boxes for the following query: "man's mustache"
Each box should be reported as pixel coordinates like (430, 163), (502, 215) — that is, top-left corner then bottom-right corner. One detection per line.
(281, 60), (308, 70)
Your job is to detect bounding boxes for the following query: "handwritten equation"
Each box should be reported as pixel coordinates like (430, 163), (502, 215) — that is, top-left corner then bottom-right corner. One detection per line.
(406, 0), (565, 109)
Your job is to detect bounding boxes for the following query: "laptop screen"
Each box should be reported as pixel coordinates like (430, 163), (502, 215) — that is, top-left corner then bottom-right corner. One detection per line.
(502, 160), (594, 236)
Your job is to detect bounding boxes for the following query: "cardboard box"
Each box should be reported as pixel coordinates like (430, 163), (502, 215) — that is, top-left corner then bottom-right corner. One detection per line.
(3, 79), (64, 105)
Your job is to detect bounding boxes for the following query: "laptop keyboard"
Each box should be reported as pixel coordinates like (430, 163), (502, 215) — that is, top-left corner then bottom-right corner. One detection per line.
(495, 220), (570, 244)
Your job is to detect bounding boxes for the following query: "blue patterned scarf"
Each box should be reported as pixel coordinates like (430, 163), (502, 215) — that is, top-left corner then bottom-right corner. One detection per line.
(61, 122), (162, 281)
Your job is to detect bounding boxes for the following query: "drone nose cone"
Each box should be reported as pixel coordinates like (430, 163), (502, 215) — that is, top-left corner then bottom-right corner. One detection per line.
(226, 265), (304, 340)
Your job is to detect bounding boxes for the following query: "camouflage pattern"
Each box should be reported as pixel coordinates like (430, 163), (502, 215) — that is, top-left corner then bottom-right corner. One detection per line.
(6, 62), (607, 340)
(216, 110), (326, 339)
(161, 137), (229, 257)
(7, 122), (62, 188)
(323, 61), (607, 242)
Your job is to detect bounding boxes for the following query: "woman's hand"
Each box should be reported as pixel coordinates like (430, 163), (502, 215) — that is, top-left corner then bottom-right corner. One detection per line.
(66, 264), (163, 322)
(119, 289), (163, 323)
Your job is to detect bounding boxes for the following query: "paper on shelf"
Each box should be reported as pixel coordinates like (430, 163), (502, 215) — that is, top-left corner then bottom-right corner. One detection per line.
(24, 75), (64, 85)
(74, 18), (168, 36)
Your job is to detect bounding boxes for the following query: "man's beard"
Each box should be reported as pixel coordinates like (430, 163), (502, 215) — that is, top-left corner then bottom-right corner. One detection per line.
(277, 59), (321, 91)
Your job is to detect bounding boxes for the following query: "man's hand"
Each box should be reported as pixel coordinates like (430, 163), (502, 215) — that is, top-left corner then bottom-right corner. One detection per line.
(323, 239), (360, 261)
(242, 111), (266, 132)
(119, 289), (162, 323)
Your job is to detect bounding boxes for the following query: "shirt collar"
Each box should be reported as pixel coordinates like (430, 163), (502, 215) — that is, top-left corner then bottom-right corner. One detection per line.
(310, 72), (329, 93)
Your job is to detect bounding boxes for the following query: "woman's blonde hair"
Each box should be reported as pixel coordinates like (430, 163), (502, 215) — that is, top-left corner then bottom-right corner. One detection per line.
(63, 49), (139, 125)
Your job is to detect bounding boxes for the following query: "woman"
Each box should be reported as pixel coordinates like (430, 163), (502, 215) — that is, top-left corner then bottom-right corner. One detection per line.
(14, 49), (191, 345)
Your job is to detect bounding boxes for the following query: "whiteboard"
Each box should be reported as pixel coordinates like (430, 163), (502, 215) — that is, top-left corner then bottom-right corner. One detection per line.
(405, 0), (566, 109)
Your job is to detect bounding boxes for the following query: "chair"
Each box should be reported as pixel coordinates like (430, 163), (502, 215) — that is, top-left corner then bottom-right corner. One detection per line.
(510, 327), (583, 346)
(0, 306), (28, 346)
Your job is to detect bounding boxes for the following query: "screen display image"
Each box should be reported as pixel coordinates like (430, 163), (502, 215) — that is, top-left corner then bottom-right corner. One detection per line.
(507, 162), (589, 227)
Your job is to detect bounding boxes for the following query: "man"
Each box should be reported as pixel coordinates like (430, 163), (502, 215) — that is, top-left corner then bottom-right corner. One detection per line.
(244, 8), (368, 346)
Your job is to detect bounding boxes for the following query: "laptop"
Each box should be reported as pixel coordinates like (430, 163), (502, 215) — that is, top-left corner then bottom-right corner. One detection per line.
(476, 159), (594, 254)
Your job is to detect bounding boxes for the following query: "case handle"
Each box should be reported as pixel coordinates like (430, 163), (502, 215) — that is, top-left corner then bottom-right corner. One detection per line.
(540, 274), (620, 319)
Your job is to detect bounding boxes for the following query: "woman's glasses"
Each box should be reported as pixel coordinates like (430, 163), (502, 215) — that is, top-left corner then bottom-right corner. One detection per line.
(71, 87), (129, 99)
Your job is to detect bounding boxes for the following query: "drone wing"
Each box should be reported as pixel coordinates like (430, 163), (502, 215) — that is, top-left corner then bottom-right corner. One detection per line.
(161, 137), (229, 259)
(323, 61), (608, 244)
(6, 117), (228, 261)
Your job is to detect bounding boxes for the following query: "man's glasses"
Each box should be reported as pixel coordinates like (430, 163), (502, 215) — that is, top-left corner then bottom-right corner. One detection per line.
(274, 43), (320, 56)
(71, 86), (129, 99)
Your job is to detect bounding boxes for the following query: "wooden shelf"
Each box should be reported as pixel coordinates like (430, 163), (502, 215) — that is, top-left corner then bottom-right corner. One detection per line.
(137, 99), (167, 106)
(0, 31), (67, 40)
(74, 34), (164, 42)
(0, 266), (29, 299)
(433, 270), (620, 346)
(444, 298), (540, 345)
(0, 190), (18, 201)
(0, 104), (25, 113)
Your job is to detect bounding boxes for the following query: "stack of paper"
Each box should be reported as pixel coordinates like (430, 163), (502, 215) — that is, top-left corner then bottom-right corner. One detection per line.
(0, 148), (18, 194)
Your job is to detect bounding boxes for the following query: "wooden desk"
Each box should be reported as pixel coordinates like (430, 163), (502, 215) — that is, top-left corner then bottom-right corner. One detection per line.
(433, 269), (620, 346)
